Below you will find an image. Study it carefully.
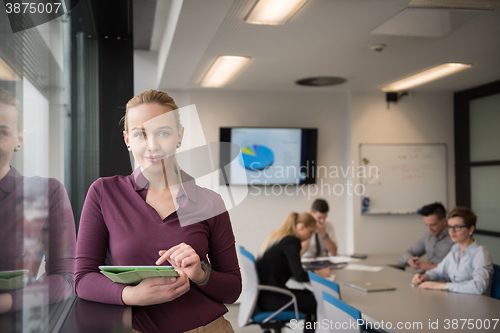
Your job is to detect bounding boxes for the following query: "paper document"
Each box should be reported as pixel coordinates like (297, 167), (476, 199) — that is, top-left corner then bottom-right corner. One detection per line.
(344, 264), (383, 272)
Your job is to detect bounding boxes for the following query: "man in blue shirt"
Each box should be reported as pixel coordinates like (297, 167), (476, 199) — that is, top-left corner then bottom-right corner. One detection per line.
(398, 203), (453, 271)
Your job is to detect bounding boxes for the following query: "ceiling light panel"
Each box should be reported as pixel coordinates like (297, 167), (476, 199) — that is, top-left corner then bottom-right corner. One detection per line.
(245, 0), (308, 25)
(200, 56), (250, 88)
(381, 63), (472, 91)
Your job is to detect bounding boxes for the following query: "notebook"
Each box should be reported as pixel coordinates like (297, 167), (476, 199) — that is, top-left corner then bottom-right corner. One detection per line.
(343, 280), (396, 292)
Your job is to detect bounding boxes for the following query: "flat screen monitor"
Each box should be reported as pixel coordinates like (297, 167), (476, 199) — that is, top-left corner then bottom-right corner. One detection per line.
(220, 127), (317, 185)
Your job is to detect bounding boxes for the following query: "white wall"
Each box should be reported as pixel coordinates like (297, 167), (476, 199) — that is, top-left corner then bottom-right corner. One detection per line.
(166, 89), (455, 256)
(134, 52), (456, 257)
(168, 89), (351, 256)
(350, 91), (455, 253)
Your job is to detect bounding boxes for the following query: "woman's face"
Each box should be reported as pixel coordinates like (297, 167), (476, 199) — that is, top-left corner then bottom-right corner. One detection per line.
(448, 216), (473, 244)
(0, 102), (23, 171)
(123, 103), (183, 174)
(296, 223), (315, 242)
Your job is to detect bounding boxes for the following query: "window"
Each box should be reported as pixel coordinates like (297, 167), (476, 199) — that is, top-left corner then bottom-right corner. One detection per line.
(455, 80), (500, 264)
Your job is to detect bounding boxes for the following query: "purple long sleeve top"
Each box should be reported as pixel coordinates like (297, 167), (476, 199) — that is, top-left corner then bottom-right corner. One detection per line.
(75, 169), (241, 333)
(0, 167), (76, 311)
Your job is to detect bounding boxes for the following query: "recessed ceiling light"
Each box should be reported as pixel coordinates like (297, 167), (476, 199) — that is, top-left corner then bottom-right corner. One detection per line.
(381, 63), (472, 91)
(200, 56), (250, 88)
(245, 0), (308, 25)
(296, 77), (347, 87)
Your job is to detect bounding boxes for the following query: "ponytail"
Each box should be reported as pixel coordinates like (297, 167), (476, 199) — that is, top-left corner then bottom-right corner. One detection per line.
(258, 212), (316, 257)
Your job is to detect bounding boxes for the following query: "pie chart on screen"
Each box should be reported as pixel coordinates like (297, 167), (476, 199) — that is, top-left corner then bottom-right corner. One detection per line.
(239, 144), (274, 170)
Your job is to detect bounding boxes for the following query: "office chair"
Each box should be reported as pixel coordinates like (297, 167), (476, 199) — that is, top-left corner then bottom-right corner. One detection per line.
(238, 246), (305, 333)
(322, 291), (362, 333)
(307, 271), (340, 333)
(491, 264), (500, 300)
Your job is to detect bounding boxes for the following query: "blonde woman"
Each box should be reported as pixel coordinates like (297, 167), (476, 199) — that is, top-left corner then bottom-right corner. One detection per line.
(257, 212), (317, 333)
(75, 90), (241, 333)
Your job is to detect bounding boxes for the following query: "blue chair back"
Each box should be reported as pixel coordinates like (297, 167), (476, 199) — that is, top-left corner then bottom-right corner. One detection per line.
(238, 246), (305, 328)
(238, 246), (259, 327)
(308, 271), (340, 332)
(322, 291), (362, 333)
(491, 264), (500, 300)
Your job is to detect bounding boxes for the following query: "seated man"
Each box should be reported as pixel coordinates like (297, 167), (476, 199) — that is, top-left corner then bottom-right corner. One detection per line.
(301, 199), (337, 257)
(398, 202), (453, 271)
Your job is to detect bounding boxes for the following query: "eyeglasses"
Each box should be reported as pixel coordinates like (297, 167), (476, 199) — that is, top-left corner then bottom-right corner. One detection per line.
(447, 225), (467, 232)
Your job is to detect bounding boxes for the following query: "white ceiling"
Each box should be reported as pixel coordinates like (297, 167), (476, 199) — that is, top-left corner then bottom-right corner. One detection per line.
(146, 0), (500, 92)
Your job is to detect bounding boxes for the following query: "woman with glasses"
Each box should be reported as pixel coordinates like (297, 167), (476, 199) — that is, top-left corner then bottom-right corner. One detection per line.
(411, 207), (493, 295)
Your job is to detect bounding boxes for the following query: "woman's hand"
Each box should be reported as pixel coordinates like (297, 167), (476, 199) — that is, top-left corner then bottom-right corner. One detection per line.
(411, 273), (429, 285)
(418, 281), (446, 290)
(156, 243), (205, 282)
(418, 260), (437, 272)
(0, 293), (13, 314)
(121, 270), (190, 306)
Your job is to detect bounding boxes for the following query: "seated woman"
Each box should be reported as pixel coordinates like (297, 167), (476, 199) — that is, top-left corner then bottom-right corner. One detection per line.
(257, 212), (317, 333)
(412, 207), (493, 296)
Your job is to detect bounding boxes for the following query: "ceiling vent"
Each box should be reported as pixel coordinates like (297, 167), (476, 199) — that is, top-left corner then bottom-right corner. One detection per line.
(371, 7), (489, 37)
(408, 0), (500, 8)
(295, 77), (347, 87)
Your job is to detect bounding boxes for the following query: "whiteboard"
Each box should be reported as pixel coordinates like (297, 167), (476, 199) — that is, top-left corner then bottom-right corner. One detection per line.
(359, 144), (447, 215)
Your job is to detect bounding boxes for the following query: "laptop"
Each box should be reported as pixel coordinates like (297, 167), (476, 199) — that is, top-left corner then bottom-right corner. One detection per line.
(343, 280), (396, 292)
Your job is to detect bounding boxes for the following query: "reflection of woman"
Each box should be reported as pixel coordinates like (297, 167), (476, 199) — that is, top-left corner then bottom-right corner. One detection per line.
(75, 90), (241, 333)
(257, 212), (317, 333)
(0, 88), (76, 313)
(412, 207), (493, 296)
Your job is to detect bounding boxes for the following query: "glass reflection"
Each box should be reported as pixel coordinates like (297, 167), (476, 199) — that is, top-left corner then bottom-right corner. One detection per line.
(0, 88), (76, 331)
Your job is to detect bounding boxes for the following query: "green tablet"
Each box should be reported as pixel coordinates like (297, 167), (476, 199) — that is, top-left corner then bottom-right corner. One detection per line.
(0, 269), (29, 290)
(99, 266), (179, 285)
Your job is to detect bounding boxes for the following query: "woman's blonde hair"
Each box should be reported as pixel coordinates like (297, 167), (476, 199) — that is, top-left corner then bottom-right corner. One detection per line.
(122, 89), (180, 132)
(0, 87), (22, 131)
(122, 89), (183, 186)
(258, 212), (316, 257)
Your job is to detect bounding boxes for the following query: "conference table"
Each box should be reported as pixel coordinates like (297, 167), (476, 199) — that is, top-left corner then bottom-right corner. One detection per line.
(303, 254), (500, 333)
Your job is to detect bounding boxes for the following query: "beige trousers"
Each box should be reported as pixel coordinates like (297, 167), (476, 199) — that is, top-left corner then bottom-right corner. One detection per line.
(132, 315), (234, 333)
